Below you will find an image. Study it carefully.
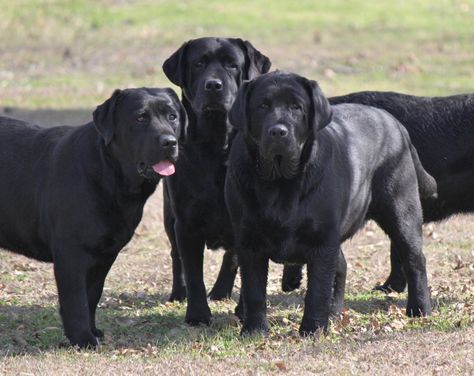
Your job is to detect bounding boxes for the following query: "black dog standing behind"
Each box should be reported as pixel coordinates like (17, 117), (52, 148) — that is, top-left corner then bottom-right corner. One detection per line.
(225, 72), (435, 335)
(328, 91), (474, 293)
(162, 37), (271, 324)
(0, 88), (186, 348)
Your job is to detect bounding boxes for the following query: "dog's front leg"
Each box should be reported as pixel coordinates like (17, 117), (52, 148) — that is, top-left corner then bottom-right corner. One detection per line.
(174, 221), (211, 325)
(53, 248), (98, 348)
(239, 250), (269, 335)
(300, 242), (340, 335)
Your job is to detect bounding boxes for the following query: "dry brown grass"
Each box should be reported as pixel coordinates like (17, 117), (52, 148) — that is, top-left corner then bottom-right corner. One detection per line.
(1, 190), (474, 375)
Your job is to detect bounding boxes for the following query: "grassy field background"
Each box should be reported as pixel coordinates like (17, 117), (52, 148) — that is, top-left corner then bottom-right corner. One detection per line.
(1, 1), (474, 374)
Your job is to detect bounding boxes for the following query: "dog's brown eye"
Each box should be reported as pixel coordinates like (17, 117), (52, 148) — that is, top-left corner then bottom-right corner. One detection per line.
(290, 104), (301, 111)
(194, 61), (204, 68)
(168, 114), (177, 121)
(259, 103), (269, 110)
(227, 63), (238, 70)
(137, 113), (149, 122)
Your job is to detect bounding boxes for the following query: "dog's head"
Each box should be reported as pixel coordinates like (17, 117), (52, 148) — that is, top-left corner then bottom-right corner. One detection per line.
(229, 71), (332, 180)
(163, 37), (271, 117)
(93, 87), (187, 182)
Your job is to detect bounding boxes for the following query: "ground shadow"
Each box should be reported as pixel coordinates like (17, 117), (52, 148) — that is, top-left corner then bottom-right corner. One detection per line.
(0, 291), (237, 356)
(0, 289), (463, 356)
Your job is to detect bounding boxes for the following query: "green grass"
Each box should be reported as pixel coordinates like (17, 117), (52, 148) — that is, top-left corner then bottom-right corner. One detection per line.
(1, 0), (474, 108)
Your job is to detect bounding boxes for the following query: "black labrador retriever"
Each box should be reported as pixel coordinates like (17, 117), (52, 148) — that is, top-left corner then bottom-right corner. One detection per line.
(162, 37), (270, 324)
(0, 87), (186, 348)
(225, 71), (435, 335)
(282, 91), (474, 294)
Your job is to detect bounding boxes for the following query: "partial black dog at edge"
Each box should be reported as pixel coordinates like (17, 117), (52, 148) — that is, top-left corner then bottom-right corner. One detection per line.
(162, 37), (271, 325)
(225, 71), (435, 335)
(0, 87), (186, 348)
(281, 91), (474, 294)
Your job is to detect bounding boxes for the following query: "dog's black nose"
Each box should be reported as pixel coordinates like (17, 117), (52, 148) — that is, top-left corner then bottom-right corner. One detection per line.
(160, 134), (177, 149)
(268, 124), (289, 138)
(205, 79), (223, 92)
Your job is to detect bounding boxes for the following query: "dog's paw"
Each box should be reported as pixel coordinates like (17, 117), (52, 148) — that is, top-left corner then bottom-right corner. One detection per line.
(185, 307), (212, 326)
(240, 312), (269, 335)
(208, 287), (232, 301)
(241, 320), (269, 336)
(406, 300), (432, 317)
(68, 332), (100, 349)
(168, 288), (187, 302)
(91, 328), (104, 338)
(299, 318), (327, 337)
(329, 301), (344, 318)
(373, 280), (406, 294)
(281, 264), (303, 292)
(234, 302), (244, 323)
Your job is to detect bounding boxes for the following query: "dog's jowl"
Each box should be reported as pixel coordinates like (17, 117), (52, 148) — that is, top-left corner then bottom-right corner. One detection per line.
(225, 72), (435, 335)
(0, 87), (186, 348)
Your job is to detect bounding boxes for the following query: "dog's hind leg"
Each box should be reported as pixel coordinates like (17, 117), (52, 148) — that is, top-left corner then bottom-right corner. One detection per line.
(330, 249), (346, 317)
(164, 185), (187, 302)
(374, 247), (407, 293)
(374, 188), (431, 317)
(175, 223), (212, 325)
(235, 293), (244, 322)
(169, 237), (187, 302)
(281, 263), (304, 292)
(209, 250), (238, 300)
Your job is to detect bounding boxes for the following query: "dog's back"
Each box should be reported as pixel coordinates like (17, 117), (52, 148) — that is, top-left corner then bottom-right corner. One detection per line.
(0, 116), (74, 259)
(329, 91), (474, 221)
(325, 104), (436, 236)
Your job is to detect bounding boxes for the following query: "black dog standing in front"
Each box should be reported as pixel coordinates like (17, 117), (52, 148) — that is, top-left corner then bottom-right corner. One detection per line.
(225, 72), (435, 335)
(0, 88), (186, 348)
(162, 37), (271, 324)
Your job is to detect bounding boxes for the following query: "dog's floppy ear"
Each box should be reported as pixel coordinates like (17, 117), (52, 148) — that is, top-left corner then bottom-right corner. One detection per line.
(93, 89), (122, 145)
(164, 88), (188, 142)
(162, 42), (188, 87)
(303, 78), (333, 133)
(237, 39), (272, 80)
(228, 80), (252, 135)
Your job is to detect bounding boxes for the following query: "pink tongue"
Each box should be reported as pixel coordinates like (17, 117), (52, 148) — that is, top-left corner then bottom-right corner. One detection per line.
(152, 160), (175, 176)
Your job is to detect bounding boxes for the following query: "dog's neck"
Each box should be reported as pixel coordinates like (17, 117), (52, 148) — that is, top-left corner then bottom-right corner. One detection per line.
(181, 97), (232, 154)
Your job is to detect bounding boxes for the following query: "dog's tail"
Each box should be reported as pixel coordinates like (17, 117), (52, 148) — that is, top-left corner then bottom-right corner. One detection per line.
(409, 143), (438, 199)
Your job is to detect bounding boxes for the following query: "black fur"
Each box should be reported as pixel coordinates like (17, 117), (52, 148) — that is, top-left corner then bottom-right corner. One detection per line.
(330, 91), (474, 292)
(162, 37), (271, 324)
(225, 72), (434, 335)
(0, 87), (186, 348)
(282, 91), (474, 294)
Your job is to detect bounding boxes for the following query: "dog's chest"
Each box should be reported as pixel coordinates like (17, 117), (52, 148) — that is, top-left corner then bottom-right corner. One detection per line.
(252, 197), (321, 263)
(92, 202), (145, 256)
(177, 152), (232, 248)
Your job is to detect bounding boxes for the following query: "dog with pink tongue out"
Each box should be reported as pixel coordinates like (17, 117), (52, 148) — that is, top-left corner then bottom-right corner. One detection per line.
(153, 160), (176, 176)
(0, 87), (186, 348)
